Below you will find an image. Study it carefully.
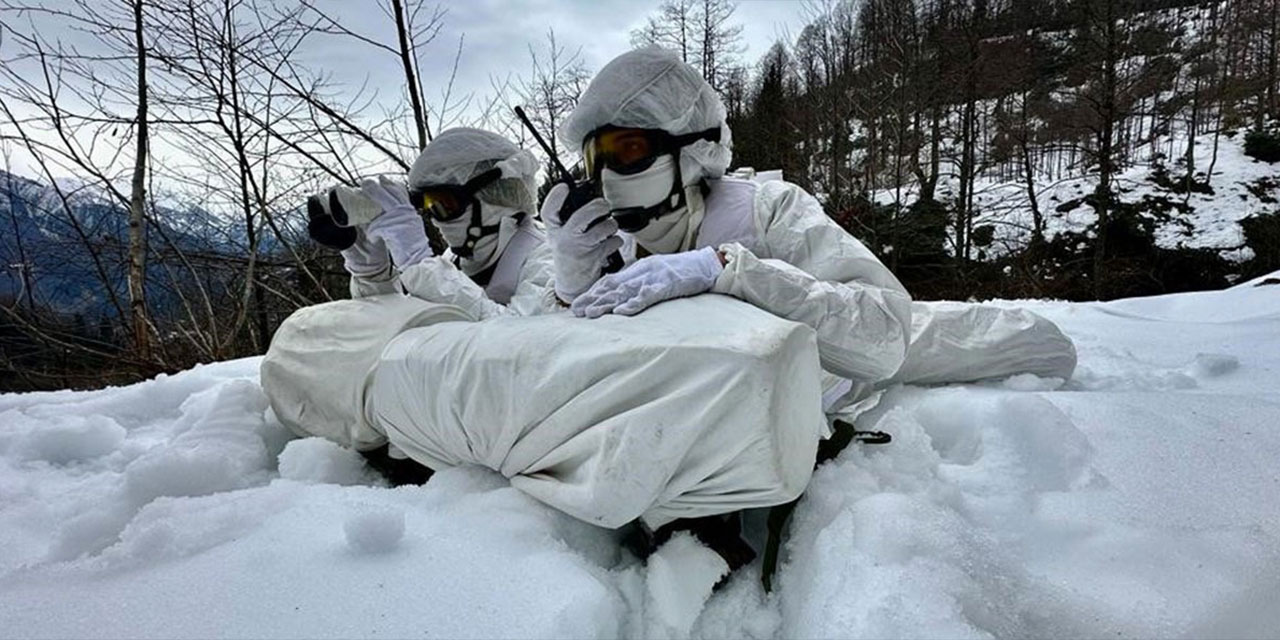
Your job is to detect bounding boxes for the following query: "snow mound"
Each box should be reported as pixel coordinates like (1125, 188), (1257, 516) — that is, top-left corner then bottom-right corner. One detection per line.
(644, 533), (728, 638)
(1189, 352), (1240, 378)
(343, 507), (406, 554)
(2, 280), (1279, 638)
(5, 414), (126, 464)
(278, 438), (383, 486)
(123, 380), (273, 505)
(778, 388), (1103, 639)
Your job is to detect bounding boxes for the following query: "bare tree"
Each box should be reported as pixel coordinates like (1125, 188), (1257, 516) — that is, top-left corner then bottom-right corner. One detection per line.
(695, 0), (745, 93)
(519, 30), (590, 174)
(0, 0), (466, 385)
(391, 0), (432, 149)
(631, 0), (696, 63)
(294, 0), (463, 252)
(1065, 0), (1145, 296)
(1, 0), (169, 366)
(632, 0), (744, 96)
(127, 0), (152, 361)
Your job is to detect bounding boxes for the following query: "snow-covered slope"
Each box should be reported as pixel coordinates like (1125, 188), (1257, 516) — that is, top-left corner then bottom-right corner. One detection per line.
(874, 130), (1278, 264)
(2, 276), (1279, 639)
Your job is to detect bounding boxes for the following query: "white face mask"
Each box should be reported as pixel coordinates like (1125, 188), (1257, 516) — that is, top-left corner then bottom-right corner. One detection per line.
(436, 202), (518, 275)
(601, 155), (678, 212)
(630, 202), (690, 254)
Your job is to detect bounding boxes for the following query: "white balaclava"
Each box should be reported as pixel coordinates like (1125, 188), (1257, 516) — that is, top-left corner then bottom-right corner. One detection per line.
(431, 188), (523, 275)
(408, 128), (539, 274)
(562, 47), (733, 254)
(602, 157), (704, 254)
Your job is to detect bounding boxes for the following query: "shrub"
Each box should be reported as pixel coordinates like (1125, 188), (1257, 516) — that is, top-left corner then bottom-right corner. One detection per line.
(1239, 211), (1280, 281)
(1244, 128), (1280, 163)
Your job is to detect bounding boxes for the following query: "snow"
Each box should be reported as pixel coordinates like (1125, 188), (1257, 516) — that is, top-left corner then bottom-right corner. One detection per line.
(2, 275), (1279, 638)
(278, 438), (385, 487)
(342, 507), (406, 554)
(873, 130), (1278, 263)
(643, 533), (730, 638)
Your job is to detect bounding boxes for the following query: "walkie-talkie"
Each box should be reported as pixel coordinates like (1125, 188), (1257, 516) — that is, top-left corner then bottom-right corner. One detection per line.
(514, 106), (624, 275)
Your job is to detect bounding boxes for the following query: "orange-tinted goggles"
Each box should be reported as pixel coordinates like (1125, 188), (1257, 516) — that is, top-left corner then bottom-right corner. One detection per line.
(582, 126), (721, 179)
(410, 168), (502, 222)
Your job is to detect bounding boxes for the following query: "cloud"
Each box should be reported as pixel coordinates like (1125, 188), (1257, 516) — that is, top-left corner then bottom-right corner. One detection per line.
(306, 0), (804, 124)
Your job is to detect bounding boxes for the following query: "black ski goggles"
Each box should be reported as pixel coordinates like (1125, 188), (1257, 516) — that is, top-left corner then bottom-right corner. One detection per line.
(409, 167), (502, 222)
(582, 126), (721, 179)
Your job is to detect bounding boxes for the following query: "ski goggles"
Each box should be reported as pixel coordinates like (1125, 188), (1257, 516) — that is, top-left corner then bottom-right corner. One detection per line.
(582, 126), (722, 179)
(409, 167), (502, 222)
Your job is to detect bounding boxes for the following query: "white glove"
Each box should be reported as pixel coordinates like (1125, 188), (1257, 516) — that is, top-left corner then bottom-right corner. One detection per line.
(340, 227), (390, 278)
(307, 190), (389, 277)
(541, 183), (623, 302)
(332, 176), (433, 268)
(571, 247), (723, 318)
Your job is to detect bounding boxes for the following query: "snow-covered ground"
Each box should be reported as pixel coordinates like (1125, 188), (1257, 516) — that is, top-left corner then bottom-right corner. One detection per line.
(2, 274), (1279, 639)
(874, 130), (1278, 264)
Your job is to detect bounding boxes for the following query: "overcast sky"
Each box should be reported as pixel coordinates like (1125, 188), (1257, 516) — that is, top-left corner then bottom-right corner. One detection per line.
(2, 0), (809, 182)
(301, 0), (807, 129)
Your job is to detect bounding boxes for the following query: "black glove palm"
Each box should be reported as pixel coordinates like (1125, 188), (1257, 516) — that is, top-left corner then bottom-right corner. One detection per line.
(306, 194), (357, 251)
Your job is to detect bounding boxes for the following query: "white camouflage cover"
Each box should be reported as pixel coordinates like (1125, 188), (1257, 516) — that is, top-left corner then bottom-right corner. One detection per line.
(261, 295), (472, 451)
(368, 295), (826, 529)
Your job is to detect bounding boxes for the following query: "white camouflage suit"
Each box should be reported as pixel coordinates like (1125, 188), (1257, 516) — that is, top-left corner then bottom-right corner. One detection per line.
(263, 51), (1075, 537)
(349, 128), (560, 319)
(260, 129), (560, 457)
(554, 47), (1076, 422)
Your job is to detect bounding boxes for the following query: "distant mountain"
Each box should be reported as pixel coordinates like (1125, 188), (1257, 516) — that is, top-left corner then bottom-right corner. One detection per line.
(0, 170), (281, 317)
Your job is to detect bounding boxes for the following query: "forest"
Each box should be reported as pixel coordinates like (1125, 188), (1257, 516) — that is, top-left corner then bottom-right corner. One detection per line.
(1, 0), (1278, 390)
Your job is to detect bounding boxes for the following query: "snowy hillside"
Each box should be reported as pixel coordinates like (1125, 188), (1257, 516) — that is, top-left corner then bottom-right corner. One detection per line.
(874, 130), (1279, 265)
(2, 275), (1279, 639)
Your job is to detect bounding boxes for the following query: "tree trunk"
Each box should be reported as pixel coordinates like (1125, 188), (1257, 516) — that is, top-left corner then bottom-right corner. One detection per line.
(958, 94), (977, 262)
(222, 3), (265, 355)
(1019, 92), (1043, 243)
(1208, 1), (1223, 179)
(1268, 0), (1278, 121)
(924, 107), (941, 201)
(1184, 69), (1201, 206)
(128, 0), (152, 362)
(391, 0), (444, 254)
(391, 0), (429, 148)
(1093, 0), (1118, 300)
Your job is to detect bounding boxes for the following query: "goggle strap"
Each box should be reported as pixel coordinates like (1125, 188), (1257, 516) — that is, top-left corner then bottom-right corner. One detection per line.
(670, 127), (722, 148)
(463, 197), (500, 245)
(417, 166), (503, 195)
(464, 167), (503, 192)
(588, 126), (720, 151)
